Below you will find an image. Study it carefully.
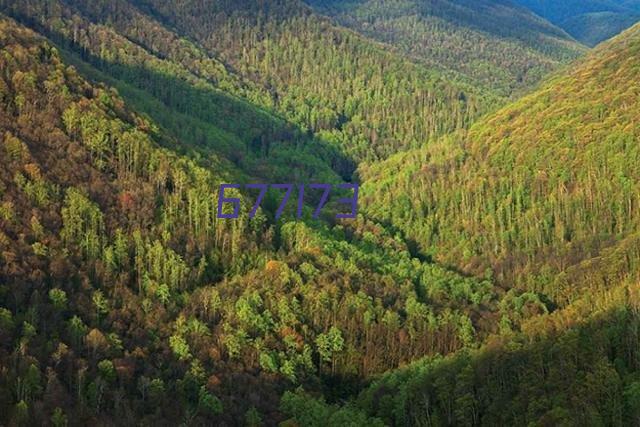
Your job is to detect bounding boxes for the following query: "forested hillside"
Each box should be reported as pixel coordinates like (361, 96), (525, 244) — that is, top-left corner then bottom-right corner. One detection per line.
(1, 0), (639, 425)
(513, 0), (640, 45)
(0, 12), (510, 425)
(283, 22), (640, 426)
(304, 0), (585, 97)
(361, 22), (640, 310)
(288, 281), (640, 425)
(1, 0), (500, 164)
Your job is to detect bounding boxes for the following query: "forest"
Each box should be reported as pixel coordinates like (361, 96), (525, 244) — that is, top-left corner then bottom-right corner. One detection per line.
(305, 0), (585, 98)
(0, 0), (639, 425)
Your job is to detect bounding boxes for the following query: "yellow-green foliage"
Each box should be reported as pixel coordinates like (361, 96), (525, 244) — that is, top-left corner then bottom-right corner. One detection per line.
(362, 23), (640, 304)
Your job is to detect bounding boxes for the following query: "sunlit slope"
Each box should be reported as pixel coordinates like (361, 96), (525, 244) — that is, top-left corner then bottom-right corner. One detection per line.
(361, 23), (640, 305)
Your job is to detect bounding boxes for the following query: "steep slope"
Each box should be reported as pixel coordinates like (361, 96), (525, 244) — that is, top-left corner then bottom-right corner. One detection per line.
(514, 0), (640, 45)
(1, 0), (496, 164)
(2, 0), (634, 425)
(361, 22), (640, 307)
(0, 14), (508, 425)
(0, 0), (356, 181)
(304, 0), (585, 97)
(283, 281), (640, 425)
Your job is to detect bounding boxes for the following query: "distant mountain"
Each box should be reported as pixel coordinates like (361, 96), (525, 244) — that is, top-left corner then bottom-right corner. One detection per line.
(562, 11), (640, 46)
(304, 0), (585, 97)
(513, 0), (640, 45)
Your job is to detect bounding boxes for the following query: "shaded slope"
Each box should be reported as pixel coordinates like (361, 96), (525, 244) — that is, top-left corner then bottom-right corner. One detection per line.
(283, 281), (640, 426)
(1, 0), (495, 164)
(304, 0), (585, 97)
(1, 0), (353, 182)
(514, 0), (640, 45)
(562, 11), (640, 47)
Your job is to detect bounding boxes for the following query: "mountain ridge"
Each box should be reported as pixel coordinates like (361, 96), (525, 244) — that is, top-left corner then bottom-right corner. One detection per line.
(303, 0), (586, 97)
(513, 0), (640, 45)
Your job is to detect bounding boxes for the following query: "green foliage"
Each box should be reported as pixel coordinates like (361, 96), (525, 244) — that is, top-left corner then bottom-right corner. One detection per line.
(625, 382), (640, 423)
(50, 407), (68, 427)
(12, 400), (29, 426)
(198, 386), (223, 416)
(280, 389), (385, 426)
(92, 290), (109, 322)
(306, 0), (585, 97)
(169, 334), (192, 361)
(0, 200), (14, 222)
(67, 316), (88, 348)
(15, 364), (42, 403)
(3, 132), (28, 161)
(21, 321), (36, 341)
(61, 188), (104, 259)
(0, 307), (14, 334)
(97, 360), (116, 383)
(48, 288), (67, 311)
(315, 326), (344, 374)
(244, 406), (262, 427)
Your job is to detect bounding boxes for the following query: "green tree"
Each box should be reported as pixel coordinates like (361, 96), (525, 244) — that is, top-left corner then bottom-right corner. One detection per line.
(49, 288), (68, 311)
(198, 386), (223, 416)
(61, 188), (105, 259)
(51, 407), (68, 427)
(169, 334), (192, 361)
(67, 316), (88, 348)
(315, 326), (344, 375)
(92, 290), (109, 323)
(245, 406), (262, 426)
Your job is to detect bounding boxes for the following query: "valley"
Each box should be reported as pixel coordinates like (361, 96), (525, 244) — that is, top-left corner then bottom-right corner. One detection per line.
(0, 1), (638, 425)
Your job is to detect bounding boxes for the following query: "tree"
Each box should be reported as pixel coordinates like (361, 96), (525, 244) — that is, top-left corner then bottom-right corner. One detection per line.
(15, 365), (42, 403)
(315, 326), (344, 375)
(98, 360), (117, 383)
(67, 316), (88, 348)
(48, 288), (68, 311)
(245, 406), (263, 426)
(92, 290), (109, 323)
(624, 382), (640, 425)
(51, 407), (68, 427)
(169, 334), (192, 361)
(12, 400), (29, 427)
(61, 188), (105, 259)
(198, 386), (223, 416)
(0, 308), (14, 340)
(86, 328), (110, 360)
